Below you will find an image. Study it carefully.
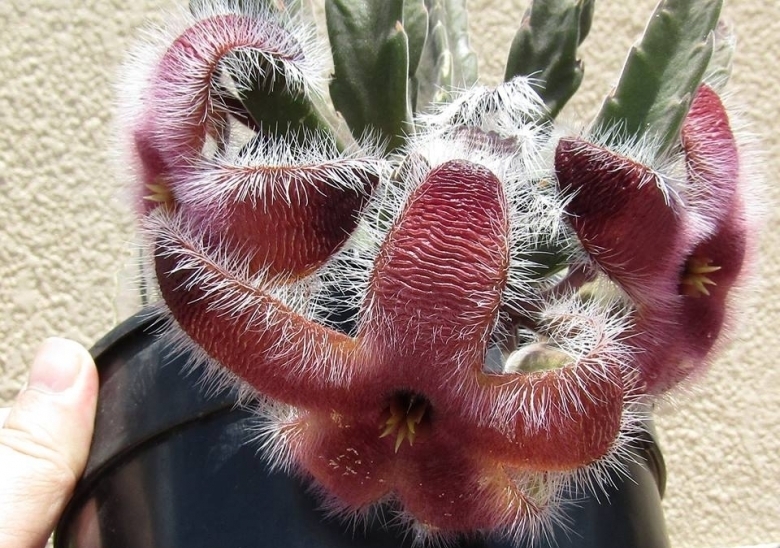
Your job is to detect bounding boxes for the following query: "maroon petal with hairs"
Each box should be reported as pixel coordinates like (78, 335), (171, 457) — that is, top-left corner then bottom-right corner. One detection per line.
(131, 14), (309, 214)
(681, 85), (740, 232)
(359, 159), (510, 378)
(554, 137), (688, 305)
(636, 85), (749, 392)
(154, 232), (363, 412)
(182, 165), (378, 280)
(555, 85), (749, 394)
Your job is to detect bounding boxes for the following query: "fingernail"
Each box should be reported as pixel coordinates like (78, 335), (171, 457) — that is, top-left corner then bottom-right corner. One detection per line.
(28, 338), (86, 394)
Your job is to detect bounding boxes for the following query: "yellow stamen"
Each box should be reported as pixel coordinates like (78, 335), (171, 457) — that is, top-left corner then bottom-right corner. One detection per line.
(395, 423), (408, 453)
(689, 263), (722, 274)
(380, 417), (400, 439)
(379, 394), (429, 453)
(681, 257), (721, 297)
(144, 181), (174, 207)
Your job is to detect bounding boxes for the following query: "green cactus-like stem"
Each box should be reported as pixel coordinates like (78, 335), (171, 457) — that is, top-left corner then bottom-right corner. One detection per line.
(504, 0), (594, 118)
(326, 0), (413, 152)
(404, 0), (429, 79)
(440, 0), (478, 89)
(413, 0), (478, 111)
(404, 0), (429, 112)
(237, 72), (340, 146)
(414, 2), (454, 108)
(592, 0), (722, 155)
(704, 20), (735, 89)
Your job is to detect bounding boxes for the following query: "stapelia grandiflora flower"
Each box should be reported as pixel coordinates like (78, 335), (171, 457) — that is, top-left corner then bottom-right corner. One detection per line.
(121, 2), (753, 545)
(554, 84), (751, 393)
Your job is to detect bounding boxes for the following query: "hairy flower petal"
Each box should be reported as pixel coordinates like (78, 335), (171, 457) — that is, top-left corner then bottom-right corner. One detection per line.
(554, 137), (685, 305)
(360, 159), (509, 384)
(152, 212), (362, 411)
(636, 85), (750, 392)
(129, 12), (320, 212)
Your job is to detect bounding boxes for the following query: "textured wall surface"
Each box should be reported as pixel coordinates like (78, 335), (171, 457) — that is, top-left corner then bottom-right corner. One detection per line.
(1, 0), (778, 547)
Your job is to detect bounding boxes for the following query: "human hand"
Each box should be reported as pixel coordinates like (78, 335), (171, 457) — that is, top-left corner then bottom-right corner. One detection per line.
(0, 338), (98, 548)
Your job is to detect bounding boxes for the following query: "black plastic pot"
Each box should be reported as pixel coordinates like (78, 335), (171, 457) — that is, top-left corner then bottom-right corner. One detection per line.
(55, 311), (670, 548)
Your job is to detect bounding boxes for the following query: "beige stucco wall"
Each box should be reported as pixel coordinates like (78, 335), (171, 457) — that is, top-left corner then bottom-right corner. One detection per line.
(0, 0), (777, 546)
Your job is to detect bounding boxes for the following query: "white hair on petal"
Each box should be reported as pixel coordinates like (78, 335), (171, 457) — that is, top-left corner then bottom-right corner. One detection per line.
(142, 205), (325, 315)
(246, 400), (308, 474)
(567, 121), (688, 211)
(419, 76), (549, 137)
(174, 131), (385, 210)
(153, 307), (264, 405)
(184, 0), (328, 96)
(113, 0), (330, 205)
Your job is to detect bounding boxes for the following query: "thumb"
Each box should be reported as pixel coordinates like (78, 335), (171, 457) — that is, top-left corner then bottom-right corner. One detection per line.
(0, 337), (98, 548)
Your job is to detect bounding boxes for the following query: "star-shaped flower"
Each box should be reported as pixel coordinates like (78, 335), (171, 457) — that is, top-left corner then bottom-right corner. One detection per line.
(150, 157), (629, 542)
